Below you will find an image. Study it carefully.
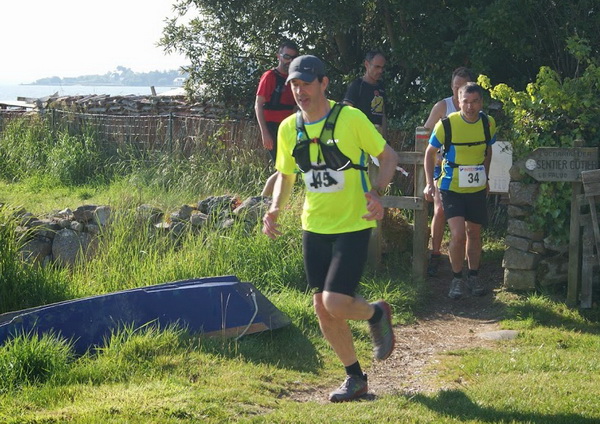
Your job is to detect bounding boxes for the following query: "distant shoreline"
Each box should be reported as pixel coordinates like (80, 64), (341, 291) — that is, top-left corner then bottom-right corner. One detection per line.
(21, 83), (179, 88)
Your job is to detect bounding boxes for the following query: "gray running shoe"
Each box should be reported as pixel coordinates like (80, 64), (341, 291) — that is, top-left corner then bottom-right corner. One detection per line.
(448, 277), (465, 299)
(329, 374), (368, 402)
(427, 255), (441, 277)
(369, 300), (395, 361)
(466, 275), (486, 296)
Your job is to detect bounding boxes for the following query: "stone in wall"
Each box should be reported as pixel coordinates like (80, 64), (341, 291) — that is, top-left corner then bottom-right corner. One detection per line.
(52, 228), (96, 267)
(537, 254), (569, 287)
(531, 241), (546, 254)
(136, 204), (164, 225)
(508, 205), (529, 218)
(94, 205), (111, 226)
(73, 205), (96, 223)
(505, 234), (532, 252)
(504, 268), (536, 290)
(28, 219), (61, 239)
(190, 211), (208, 228)
(508, 182), (540, 206)
(542, 236), (569, 254)
(20, 237), (52, 266)
(503, 247), (540, 270)
(509, 161), (527, 182)
(198, 195), (238, 216)
(232, 196), (271, 223)
(507, 218), (544, 241)
(170, 204), (194, 222)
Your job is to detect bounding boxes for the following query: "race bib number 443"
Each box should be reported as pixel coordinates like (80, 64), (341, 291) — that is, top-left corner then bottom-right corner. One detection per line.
(458, 165), (486, 188)
(304, 169), (345, 193)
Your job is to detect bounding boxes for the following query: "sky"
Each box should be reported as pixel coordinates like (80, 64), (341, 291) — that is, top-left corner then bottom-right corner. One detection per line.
(0, 0), (188, 84)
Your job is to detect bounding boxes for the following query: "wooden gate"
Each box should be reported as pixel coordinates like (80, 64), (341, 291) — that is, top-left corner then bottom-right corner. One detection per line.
(577, 169), (600, 307)
(368, 127), (429, 282)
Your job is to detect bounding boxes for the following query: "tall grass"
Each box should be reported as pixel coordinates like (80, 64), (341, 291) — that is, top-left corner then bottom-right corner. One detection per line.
(0, 117), (111, 185)
(0, 116), (51, 181)
(67, 195), (306, 297)
(0, 329), (74, 393)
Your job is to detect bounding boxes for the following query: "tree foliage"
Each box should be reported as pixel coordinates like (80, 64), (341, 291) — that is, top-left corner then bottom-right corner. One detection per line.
(160, 0), (600, 127)
(481, 39), (600, 243)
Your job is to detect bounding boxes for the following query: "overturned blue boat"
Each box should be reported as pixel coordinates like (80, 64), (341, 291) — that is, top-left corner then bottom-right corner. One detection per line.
(0, 275), (290, 354)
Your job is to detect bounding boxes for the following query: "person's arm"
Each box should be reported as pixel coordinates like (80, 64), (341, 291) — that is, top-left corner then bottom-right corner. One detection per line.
(423, 100), (446, 130)
(363, 144), (398, 220)
(342, 80), (358, 107)
(254, 95), (273, 151)
(423, 143), (438, 202)
(262, 172), (296, 239)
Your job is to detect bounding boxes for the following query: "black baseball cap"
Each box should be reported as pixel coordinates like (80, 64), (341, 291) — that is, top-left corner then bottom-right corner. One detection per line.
(285, 55), (325, 83)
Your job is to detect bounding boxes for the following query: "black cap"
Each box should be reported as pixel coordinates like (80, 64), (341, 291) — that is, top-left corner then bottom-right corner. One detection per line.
(285, 55), (325, 83)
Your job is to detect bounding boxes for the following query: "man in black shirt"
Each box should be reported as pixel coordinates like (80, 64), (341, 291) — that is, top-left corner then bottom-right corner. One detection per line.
(343, 50), (387, 136)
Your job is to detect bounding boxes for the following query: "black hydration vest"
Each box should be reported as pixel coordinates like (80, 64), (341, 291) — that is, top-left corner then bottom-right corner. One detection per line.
(263, 69), (294, 111)
(441, 112), (491, 168)
(292, 103), (368, 173)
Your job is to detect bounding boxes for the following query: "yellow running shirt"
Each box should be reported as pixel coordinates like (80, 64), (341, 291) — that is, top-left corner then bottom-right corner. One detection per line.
(277, 100), (386, 234)
(430, 111), (497, 193)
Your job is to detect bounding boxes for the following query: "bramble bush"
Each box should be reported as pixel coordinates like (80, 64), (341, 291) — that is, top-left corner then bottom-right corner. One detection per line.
(479, 37), (600, 244)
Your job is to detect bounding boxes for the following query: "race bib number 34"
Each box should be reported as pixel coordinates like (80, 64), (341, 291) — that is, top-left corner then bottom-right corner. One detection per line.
(304, 169), (345, 193)
(458, 165), (486, 188)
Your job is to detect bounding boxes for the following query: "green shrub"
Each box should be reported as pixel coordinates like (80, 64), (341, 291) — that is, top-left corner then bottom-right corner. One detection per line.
(480, 38), (600, 243)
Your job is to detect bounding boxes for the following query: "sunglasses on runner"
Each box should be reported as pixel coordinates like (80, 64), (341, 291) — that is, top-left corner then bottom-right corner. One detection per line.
(281, 53), (298, 60)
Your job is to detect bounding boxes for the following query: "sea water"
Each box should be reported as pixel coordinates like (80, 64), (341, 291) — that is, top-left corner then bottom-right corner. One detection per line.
(0, 84), (178, 101)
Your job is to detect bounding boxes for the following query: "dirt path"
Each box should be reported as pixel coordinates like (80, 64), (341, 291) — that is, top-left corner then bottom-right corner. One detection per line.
(290, 253), (506, 403)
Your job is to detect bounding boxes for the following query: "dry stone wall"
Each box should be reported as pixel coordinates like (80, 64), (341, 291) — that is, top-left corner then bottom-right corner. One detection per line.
(503, 163), (569, 290)
(15, 195), (271, 268)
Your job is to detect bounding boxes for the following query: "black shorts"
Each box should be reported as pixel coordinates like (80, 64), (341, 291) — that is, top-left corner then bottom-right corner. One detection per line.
(302, 229), (371, 296)
(266, 121), (280, 163)
(440, 189), (488, 226)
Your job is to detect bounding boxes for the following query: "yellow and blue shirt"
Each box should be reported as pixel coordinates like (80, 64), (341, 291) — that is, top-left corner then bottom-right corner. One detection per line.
(430, 111), (496, 193)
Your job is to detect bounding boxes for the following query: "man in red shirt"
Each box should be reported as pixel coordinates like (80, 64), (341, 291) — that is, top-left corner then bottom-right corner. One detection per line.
(255, 40), (299, 196)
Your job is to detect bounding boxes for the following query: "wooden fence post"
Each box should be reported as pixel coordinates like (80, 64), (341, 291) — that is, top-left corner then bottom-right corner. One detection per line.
(367, 160), (382, 269)
(567, 139), (585, 307)
(412, 127), (430, 281)
(567, 181), (583, 307)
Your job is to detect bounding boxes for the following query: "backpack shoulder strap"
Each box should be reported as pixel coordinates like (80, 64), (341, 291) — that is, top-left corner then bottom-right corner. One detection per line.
(295, 109), (306, 141)
(321, 103), (345, 141)
(480, 112), (491, 144)
(442, 117), (452, 155)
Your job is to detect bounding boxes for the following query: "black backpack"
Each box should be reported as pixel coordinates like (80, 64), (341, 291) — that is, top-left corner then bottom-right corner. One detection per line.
(441, 112), (491, 167)
(263, 69), (294, 111)
(292, 103), (368, 173)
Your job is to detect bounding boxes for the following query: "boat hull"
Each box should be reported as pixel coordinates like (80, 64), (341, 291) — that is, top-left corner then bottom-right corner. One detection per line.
(0, 275), (290, 354)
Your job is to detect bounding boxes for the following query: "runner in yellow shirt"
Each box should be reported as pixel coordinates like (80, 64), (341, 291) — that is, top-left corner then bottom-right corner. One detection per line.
(424, 82), (497, 299)
(263, 55), (398, 402)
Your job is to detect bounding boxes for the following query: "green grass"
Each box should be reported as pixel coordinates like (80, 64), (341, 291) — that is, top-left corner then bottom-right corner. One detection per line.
(1, 202), (599, 424)
(1, 120), (600, 422)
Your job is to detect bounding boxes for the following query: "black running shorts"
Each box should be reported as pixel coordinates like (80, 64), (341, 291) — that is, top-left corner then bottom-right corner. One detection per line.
(440, 189), (488, 226)
(302, 228), (371, 296)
